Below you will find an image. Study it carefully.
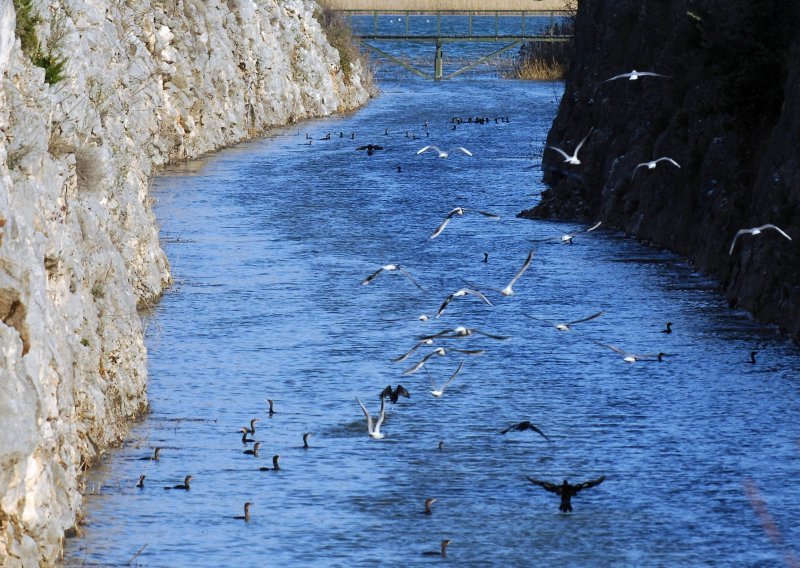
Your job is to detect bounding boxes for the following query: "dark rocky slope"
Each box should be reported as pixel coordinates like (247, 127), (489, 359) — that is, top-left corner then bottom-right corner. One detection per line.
(520, 1), (800, 340)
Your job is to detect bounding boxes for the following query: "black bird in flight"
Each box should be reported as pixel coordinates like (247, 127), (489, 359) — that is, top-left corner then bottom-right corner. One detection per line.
(380, 384), (411, 404)
(356, 144), (384, 156)
(500, 421), (550, 440)
(526, 476), (605, 512)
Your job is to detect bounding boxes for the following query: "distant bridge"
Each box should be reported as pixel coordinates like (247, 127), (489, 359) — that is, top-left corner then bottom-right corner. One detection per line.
(325, 1), (573, 80)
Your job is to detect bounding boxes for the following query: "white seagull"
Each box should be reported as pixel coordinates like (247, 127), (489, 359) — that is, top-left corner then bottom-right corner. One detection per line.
(632, 157), (681, 180)
(356, 396), (387, 440)
(525, 310), (605, 331)
(361, 264), (425, 291)
(545, 128), (593, 165)
(729, 224), (792, 255)
(428, 361), (464, 398)
(430, 207), (500, 239)
(535, 221), (602, 244)
(436, 287), (493, 318)
(404, 347), (484, 375)
(417, 145), (473, 159)
(500, 250), (534, 296)
(603, 70), (671, 82)
(595, 342), (666, 363)
(420, 326), (510, 341)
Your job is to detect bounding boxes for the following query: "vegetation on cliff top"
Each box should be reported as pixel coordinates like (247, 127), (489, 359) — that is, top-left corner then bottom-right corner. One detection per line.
(314, 2), (374, 89)
(12, 0), (66, 84)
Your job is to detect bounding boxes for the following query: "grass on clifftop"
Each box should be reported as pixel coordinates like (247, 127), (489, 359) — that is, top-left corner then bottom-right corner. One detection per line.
(314, 2), (372, 87)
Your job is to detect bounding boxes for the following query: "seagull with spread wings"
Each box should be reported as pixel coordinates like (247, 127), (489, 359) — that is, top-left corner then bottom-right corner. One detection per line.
(417, 145), (472, 158)
(545, 128), (593, 165)
(436, 288), (493, 318)
(356, 396), (387, 440)
(429, 207), (500, 239)
(729, 224), (792, 255)
(525, 310), (605, 331)
(361, 264), (425, 291)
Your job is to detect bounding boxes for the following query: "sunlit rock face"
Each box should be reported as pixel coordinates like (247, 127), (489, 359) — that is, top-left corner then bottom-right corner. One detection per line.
(520, 1), (800, 340)
(0, 1), (370, 565)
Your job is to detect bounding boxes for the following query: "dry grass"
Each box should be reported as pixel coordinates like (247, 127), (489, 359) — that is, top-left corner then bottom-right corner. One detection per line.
(314, 2), (375, 90)
(512, 53), (566, 80)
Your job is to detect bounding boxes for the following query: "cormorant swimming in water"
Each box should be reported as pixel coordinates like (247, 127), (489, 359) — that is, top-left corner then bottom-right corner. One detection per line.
(259, 455), (281, 471)
(483, 252), (488, 263)
(139, 447), (161, 461)
(380, 384), (410, 404)
(526, 476), (605, 512)
(233, 502), (252, 521)
(749, 350), (758, 364)
(423, 498), (437, 515)
(500, 421), (550, 440)
(396, 165), (402, 173)
(267, 399), (276, 416)
(243, 418), (259, 435)
(437, 440), (445, 450)
(356, 144), (384, 156)
(302, 432), (312, 449)
(421, 540), (451, 557)
(662, 321), (673, 334)
(243, 442), (262, 456)
(320, 133), (331, 140)
(164, 475), (193, 490)
(136, 475), (145, 488)
(241, 428), (256, 444)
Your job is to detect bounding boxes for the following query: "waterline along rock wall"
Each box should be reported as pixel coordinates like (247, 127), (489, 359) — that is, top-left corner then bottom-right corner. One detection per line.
(0, 0), (371, 564)
(520, 1), (800, 340)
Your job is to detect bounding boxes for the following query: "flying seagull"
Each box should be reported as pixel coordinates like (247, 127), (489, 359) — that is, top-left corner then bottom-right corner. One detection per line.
(729, 224), (792, 255)
(417, 145), (472, 158)
(404, 348), (483, 375)
(430, 207), (500, 240)
(500, 250), (534, 296)
(524, 310), (605, 331)
(419, 326), (510, 341)
(356, 396), (387, 440)
(436, 288), (493, 319)
(534, 221), (602, 244)
(501, 421), (550, 440)
(361, 264), (425, 291)
(545, 128), (593, 165)
(632, 157), (681, 179)
(595, 342), (666, 363)
(527, 476), (605, 512)
(428, 361), (464, 398)
(603, 70), (670, 82)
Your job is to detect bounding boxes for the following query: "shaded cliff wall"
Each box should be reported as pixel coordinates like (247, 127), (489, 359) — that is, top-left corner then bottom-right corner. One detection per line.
(521, 0), (800, 339)
(0, 0), (371, 565)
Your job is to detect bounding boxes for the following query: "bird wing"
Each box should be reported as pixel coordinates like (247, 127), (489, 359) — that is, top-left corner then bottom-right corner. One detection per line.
(596, 342), (628, 356)
(638, 72), (670, 78)
(760, 224), (793, 241)
(397, 266), (426, 291)
(391, 340), (427, 363)
(417, 145), (441, 155)
(525, 423), (550, 441)
(450, 348), (485, 357)
(656, 157), (680, 168)
(356, 396), (373, 431)
(631, 163), (647, 180)
(395, 385), (411, 399)
(361, 266), (385, 285)
(729, 229), (749, 254)
(527, 477), (562, 494)
(523, 313), (558, 327)
(573, 127), (594, 156)
(379, 385), (393, 400)
(464, 288), (493, 306)
(404, 355), (430, 375)
(472, 328), (511, 340)
(356, 145), (368, 151)
(419, 329), (455, 341)
(455, 147), (473, 156)
(436, 293), (456, 318)
(374, 397), (387, 430)
(583, 220), (602, 234)
(574, 476), (606, 492)
(566, 310), (605, 326)
(372, 145), (384, 150)
(602, 72), (631, 82)
(545, 146), (572, 160)
(505, 250), (534, 289)
(430, 217), (451, 239)
(441, 360), (465, 391)
(475, 210), (501, 219)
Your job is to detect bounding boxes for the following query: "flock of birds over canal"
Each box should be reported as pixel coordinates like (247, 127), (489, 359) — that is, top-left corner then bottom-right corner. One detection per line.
(126, 68), (796, 561)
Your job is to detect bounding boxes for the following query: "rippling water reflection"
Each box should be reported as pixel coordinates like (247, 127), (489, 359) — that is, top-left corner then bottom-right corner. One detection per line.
(64, 72), (800, 567)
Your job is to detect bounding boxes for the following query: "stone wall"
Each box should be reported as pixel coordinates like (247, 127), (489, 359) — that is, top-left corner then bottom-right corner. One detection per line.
(0, 0), (371, 565)
(520, 0), (800, 340)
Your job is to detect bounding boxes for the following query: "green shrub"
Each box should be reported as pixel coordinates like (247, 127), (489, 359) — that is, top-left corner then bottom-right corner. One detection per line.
(12, 0), (66, 84)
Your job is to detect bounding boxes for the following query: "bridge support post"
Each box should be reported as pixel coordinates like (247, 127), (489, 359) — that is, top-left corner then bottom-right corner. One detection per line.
(434, 38), (443, 80)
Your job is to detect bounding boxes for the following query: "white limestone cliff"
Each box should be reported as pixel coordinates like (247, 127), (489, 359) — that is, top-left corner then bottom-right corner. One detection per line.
(0, 0), (371, 565)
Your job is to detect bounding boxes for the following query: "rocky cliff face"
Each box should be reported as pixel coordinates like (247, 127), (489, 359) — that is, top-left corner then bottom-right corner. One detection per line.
(0, 0), (370, 565)
(520, 0), (800, 340)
